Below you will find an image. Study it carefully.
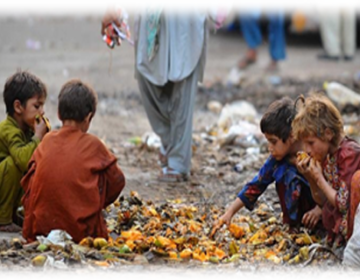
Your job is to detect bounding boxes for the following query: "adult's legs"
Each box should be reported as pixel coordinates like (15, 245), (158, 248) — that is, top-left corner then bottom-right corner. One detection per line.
(341, 10), (356, 59)
(166, 65), (200, 175)
(267, 12), (286, 66)
(318, 11), (341, 58)
(238, 12), (262, 69)
(137, 72), (172, 154)
(137, 67), (199, 176)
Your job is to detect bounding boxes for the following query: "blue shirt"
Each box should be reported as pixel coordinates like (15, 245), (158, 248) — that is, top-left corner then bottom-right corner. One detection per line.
(238, 155), (315, 226)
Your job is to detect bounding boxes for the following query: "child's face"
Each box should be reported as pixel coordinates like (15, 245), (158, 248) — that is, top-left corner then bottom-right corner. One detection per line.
(301, 135), (330, 163)
(264, 133), (292, 161)
(21, 95), (46, 130)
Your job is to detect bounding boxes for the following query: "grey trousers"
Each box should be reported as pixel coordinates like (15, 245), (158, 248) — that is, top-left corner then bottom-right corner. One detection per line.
(137, 66), (200, 174)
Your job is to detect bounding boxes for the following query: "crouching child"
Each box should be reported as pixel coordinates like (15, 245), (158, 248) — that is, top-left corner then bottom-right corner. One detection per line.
(21, 79), (126, 243)
(0, 70), (48, 232)
(219, 97), (321, 231)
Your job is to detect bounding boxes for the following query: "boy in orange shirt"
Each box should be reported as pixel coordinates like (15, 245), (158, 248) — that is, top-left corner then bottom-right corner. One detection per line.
(21, 79), (126, 242)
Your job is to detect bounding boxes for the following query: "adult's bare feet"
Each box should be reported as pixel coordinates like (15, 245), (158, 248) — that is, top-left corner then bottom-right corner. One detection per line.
(237, 49), (257, 70)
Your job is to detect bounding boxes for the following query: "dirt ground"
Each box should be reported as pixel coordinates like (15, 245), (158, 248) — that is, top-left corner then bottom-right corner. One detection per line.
(0, 15), (360, 272)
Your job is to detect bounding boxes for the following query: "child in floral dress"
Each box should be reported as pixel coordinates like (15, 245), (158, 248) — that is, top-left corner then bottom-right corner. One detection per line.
(293, 93), (360, 252)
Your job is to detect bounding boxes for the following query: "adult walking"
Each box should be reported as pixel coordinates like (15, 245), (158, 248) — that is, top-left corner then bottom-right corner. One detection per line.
(237, 11), (286, 72)
(101, 9), (209, 182)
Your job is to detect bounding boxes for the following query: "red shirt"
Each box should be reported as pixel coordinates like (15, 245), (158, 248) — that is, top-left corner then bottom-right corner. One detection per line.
(21, 126), (125, 243)
(322, 137), (360, 244)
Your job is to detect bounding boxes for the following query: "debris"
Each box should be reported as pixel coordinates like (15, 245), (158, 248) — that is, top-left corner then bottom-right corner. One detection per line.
(225, 67), (246, 87)
(142, 132), (161, 150)
(353, 71), (360, 90)
(0, 192), (338, 269)
(324, 81), (360, 109)
(36, 229), (72, 248)
(217, 101), (258, 130)
(31, 255), (47, 267)
(268, 76), (282, 86)
(207, 100), (223, 114)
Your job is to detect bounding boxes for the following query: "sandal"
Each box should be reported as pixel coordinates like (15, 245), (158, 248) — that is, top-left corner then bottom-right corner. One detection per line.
(0, 223), (22, 233)
(158, 167), (188, 183)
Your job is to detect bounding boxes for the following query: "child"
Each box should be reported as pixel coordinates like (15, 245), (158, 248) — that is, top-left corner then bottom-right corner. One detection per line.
(293, 93), (360, 249)
(20, 79), (126, 243)
(0, 70), (48, 232)
(220, 97), (321, 230)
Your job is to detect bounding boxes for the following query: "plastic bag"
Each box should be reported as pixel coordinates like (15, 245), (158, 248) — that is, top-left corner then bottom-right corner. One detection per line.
(36, 229), (73, 248)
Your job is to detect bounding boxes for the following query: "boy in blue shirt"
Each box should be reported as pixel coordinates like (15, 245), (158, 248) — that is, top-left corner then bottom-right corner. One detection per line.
(220, 97), (321, 230)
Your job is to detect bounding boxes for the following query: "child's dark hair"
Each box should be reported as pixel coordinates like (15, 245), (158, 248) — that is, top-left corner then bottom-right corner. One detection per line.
(58, 79), (97, 122)
(260, 97), (295, 142)
(3, 70), (47, 116)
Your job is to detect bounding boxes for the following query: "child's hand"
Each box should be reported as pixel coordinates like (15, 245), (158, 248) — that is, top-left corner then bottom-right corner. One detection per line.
(308, 158), (323, 184)
(302, 205), (322, 230)
(34, 116), (48, 140)
(297, 155), (323, 183)
(210, 218), (225, 239)
(218, 212), (232, 227)
(296, 155), (311, 176)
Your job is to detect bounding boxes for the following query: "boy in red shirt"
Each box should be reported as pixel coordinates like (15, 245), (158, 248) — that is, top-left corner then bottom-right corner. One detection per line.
(21, 79), (126, 242)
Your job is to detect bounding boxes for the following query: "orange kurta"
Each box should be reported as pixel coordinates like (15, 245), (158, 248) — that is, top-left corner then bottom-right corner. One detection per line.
(21, 126), (125, 243)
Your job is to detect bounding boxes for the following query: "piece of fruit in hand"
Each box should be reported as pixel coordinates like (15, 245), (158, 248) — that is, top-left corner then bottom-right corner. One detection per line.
(36, 115), (51, 131)
(296, 151), (309, 161)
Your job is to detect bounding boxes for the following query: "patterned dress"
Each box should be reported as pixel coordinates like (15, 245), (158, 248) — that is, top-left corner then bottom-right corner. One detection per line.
(322, 137), (360, 247)
(238, 155), (315, 227)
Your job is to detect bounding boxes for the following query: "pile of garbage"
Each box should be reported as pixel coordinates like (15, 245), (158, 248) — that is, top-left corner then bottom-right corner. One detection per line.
(0, 192), (340, 270)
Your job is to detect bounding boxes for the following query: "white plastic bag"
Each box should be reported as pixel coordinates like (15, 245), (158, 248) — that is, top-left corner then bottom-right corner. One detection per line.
(217, 100), (258, 130)
(36, 229), (73, 248)
(324, 81), (360, 108)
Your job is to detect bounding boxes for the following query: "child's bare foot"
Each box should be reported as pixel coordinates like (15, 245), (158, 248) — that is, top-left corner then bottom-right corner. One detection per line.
(0, 223), (22, 233)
